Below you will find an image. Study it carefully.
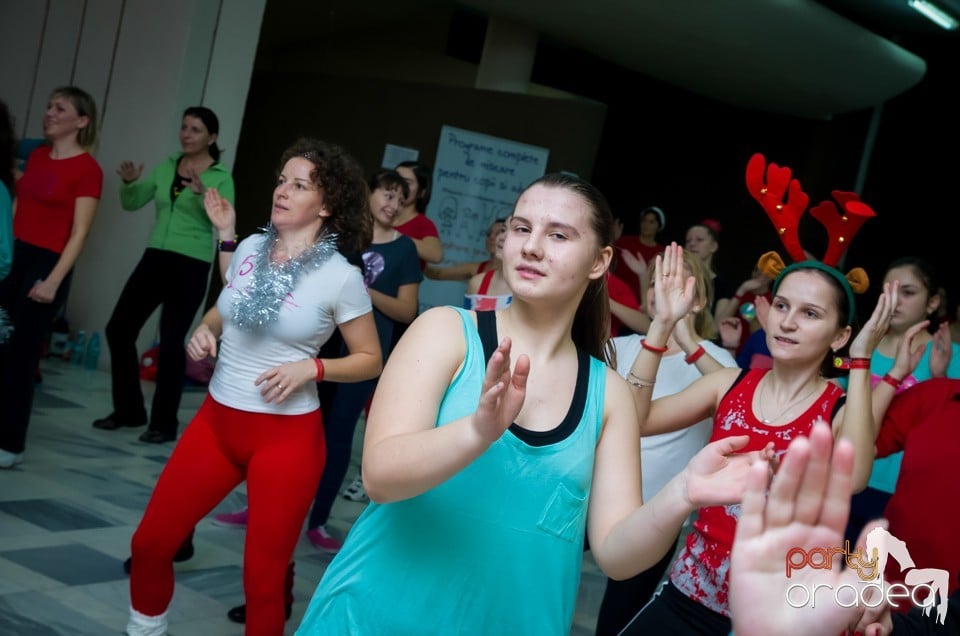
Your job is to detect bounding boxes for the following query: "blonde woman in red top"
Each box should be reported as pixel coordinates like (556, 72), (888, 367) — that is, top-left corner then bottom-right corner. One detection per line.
(0, 86), (103, 469)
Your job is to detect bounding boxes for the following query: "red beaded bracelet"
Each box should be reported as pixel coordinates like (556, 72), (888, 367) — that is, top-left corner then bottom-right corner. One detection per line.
(641, 340), (669, 354)
(881, 373), (902, 389)
(315, 358), (325, 382)
(684, 345), (706, 365)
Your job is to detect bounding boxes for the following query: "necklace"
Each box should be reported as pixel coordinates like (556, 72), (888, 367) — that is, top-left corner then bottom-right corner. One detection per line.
(757, 376), (821, 425)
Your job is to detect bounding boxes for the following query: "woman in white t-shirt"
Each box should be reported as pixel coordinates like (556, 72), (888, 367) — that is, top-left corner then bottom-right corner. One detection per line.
(596, 251), (738, 636)
(125, 138), (382, 636)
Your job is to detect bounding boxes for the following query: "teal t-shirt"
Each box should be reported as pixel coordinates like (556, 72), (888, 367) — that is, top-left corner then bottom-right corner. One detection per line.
(296, 306), (607, 635)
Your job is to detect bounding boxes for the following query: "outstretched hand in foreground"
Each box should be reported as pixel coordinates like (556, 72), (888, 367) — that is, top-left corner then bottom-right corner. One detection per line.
(730, 420), (892, 636)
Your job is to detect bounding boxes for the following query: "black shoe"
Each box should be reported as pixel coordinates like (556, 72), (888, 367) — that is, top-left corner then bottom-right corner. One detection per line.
(123, 532), (194, 575)
(226, 602), (292, 624)
(93, 413), (146, 430)
(138, 429), (175, 444)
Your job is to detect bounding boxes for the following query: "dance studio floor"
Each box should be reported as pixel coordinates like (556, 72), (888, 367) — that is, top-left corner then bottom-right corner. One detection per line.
(0, 358), (614, 634)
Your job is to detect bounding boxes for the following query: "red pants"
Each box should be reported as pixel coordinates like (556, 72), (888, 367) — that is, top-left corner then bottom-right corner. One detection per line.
(129, 395), (326, 635)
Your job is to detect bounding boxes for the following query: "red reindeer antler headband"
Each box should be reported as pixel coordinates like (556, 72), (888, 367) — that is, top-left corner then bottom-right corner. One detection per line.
(745, 153), (874, 324)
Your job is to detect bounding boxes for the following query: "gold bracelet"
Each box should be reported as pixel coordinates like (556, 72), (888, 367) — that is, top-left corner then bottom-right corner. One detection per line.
(627, 372), (656, 388)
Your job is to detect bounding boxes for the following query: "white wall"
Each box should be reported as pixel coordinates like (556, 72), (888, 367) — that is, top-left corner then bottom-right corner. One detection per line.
(0, 0), (266, 369)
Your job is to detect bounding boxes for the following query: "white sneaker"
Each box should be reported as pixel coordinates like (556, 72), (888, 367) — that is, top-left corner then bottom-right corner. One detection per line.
(0, 449), (23, 469)
(342, 474), (369, 502)
(126, 607), (167, 635)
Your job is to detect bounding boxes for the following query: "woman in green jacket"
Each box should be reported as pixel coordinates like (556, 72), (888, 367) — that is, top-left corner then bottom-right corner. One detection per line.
(93, 106), (235, 443)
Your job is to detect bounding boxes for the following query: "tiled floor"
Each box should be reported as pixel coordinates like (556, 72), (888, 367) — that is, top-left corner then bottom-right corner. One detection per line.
(0, 358), (625, 635)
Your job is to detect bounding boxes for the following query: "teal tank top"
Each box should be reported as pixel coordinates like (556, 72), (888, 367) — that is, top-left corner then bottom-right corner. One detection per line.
(296, 306), (607, 635)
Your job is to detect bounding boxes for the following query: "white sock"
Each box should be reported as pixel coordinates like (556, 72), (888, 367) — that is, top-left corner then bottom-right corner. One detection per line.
(126, 606), (167, 636)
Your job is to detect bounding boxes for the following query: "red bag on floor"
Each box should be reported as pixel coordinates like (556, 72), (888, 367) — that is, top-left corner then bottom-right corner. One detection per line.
(139, 345), (159, 381)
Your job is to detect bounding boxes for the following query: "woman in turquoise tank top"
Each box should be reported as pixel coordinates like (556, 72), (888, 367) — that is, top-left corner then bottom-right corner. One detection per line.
(295, 175), (772, 635)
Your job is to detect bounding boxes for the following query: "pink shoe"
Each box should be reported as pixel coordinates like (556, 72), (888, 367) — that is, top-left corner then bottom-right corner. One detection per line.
(212, 507), (248, 528)
(306, 525), (342, 554)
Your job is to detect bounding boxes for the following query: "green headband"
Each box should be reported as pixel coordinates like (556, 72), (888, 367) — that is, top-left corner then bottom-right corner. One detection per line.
(772, 260), (856, 326)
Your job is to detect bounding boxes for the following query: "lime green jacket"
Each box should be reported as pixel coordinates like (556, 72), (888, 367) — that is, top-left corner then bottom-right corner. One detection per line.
(119, 153), (235, 263)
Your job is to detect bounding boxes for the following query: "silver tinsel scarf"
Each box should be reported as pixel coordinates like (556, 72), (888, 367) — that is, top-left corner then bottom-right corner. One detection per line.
(231, 225), (340, 331)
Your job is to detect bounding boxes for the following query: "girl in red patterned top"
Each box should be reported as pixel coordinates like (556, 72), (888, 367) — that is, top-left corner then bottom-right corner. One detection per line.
(618, 255), (899, 634)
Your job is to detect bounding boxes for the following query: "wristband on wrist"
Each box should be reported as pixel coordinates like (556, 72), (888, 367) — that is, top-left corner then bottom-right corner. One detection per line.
(684, 345), (706, 365)
(218, 234), (239, 253)
(314, 358), (325, 382)
(832, 356), (871, 370)
(640, 340), (669, 354)
(881, 373), (902, 390)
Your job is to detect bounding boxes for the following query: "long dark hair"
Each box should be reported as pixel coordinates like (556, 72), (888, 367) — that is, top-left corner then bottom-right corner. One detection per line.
(277, 138), (372, 255)
(517, 173), (617, 366)
(0, 100), (14, 193)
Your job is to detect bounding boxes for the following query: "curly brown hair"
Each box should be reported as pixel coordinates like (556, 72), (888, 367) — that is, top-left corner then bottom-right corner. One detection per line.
(277, 138), (372, 255)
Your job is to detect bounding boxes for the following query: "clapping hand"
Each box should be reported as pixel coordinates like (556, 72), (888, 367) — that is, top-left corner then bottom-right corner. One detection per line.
(849, 281), (899, 358)
(183, 164), (206, 195)
(730, 421), (892, 636)
(204, 187), (236, 234)
(116, 160), (144, 184)
(890, 320), (929, 381)
(682, 435), (775, 508)
(619, 248), (647, 276)
(652, 243), (697, 326)
(718, 317), (743, 350)
(471, 337), (529, 444)
(929, 321), (952, 378)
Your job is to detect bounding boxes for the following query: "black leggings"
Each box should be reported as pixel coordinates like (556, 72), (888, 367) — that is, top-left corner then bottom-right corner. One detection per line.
(105, 248), (210, 436)
(619, 581), (731, 636)
(0, 241), (73, 453)
(594, 534), (679, 636)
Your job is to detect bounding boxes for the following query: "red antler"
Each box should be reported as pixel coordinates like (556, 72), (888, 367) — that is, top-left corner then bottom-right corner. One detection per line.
(808, 191), (876, 266)
(745, 153), (809, 262)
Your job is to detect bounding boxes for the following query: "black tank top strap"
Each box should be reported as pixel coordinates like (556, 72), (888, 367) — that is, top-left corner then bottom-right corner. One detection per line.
(474, 309), (589, 447)
(476, 309), (499, 364)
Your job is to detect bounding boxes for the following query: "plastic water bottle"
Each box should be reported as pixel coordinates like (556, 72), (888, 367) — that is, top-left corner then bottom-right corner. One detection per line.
(71, 330), (86, 366)
(84, 332), (101, 370)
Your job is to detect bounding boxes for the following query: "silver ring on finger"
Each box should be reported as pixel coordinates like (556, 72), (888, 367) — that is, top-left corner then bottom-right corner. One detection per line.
(278, 384), (284, 390)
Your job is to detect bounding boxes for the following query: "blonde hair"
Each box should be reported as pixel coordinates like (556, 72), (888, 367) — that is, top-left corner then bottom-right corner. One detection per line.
(647, 252), (718, 340)
(50, 86), (98, 150)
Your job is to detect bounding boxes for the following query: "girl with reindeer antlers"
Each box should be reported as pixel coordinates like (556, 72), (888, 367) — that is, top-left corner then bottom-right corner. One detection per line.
(617, 153), (901, 635)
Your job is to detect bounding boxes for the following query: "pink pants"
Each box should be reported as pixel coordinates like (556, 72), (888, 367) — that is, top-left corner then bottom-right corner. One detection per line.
(129, 395), (326, 635)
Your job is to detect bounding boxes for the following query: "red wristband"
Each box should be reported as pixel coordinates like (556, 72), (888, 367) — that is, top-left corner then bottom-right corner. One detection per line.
(684, 345), (706, 365)
(881, 373), (902, 389)
(641, 340), (669, 354)
(832, 356), (871, 370)
(314, 358), (325, 382)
